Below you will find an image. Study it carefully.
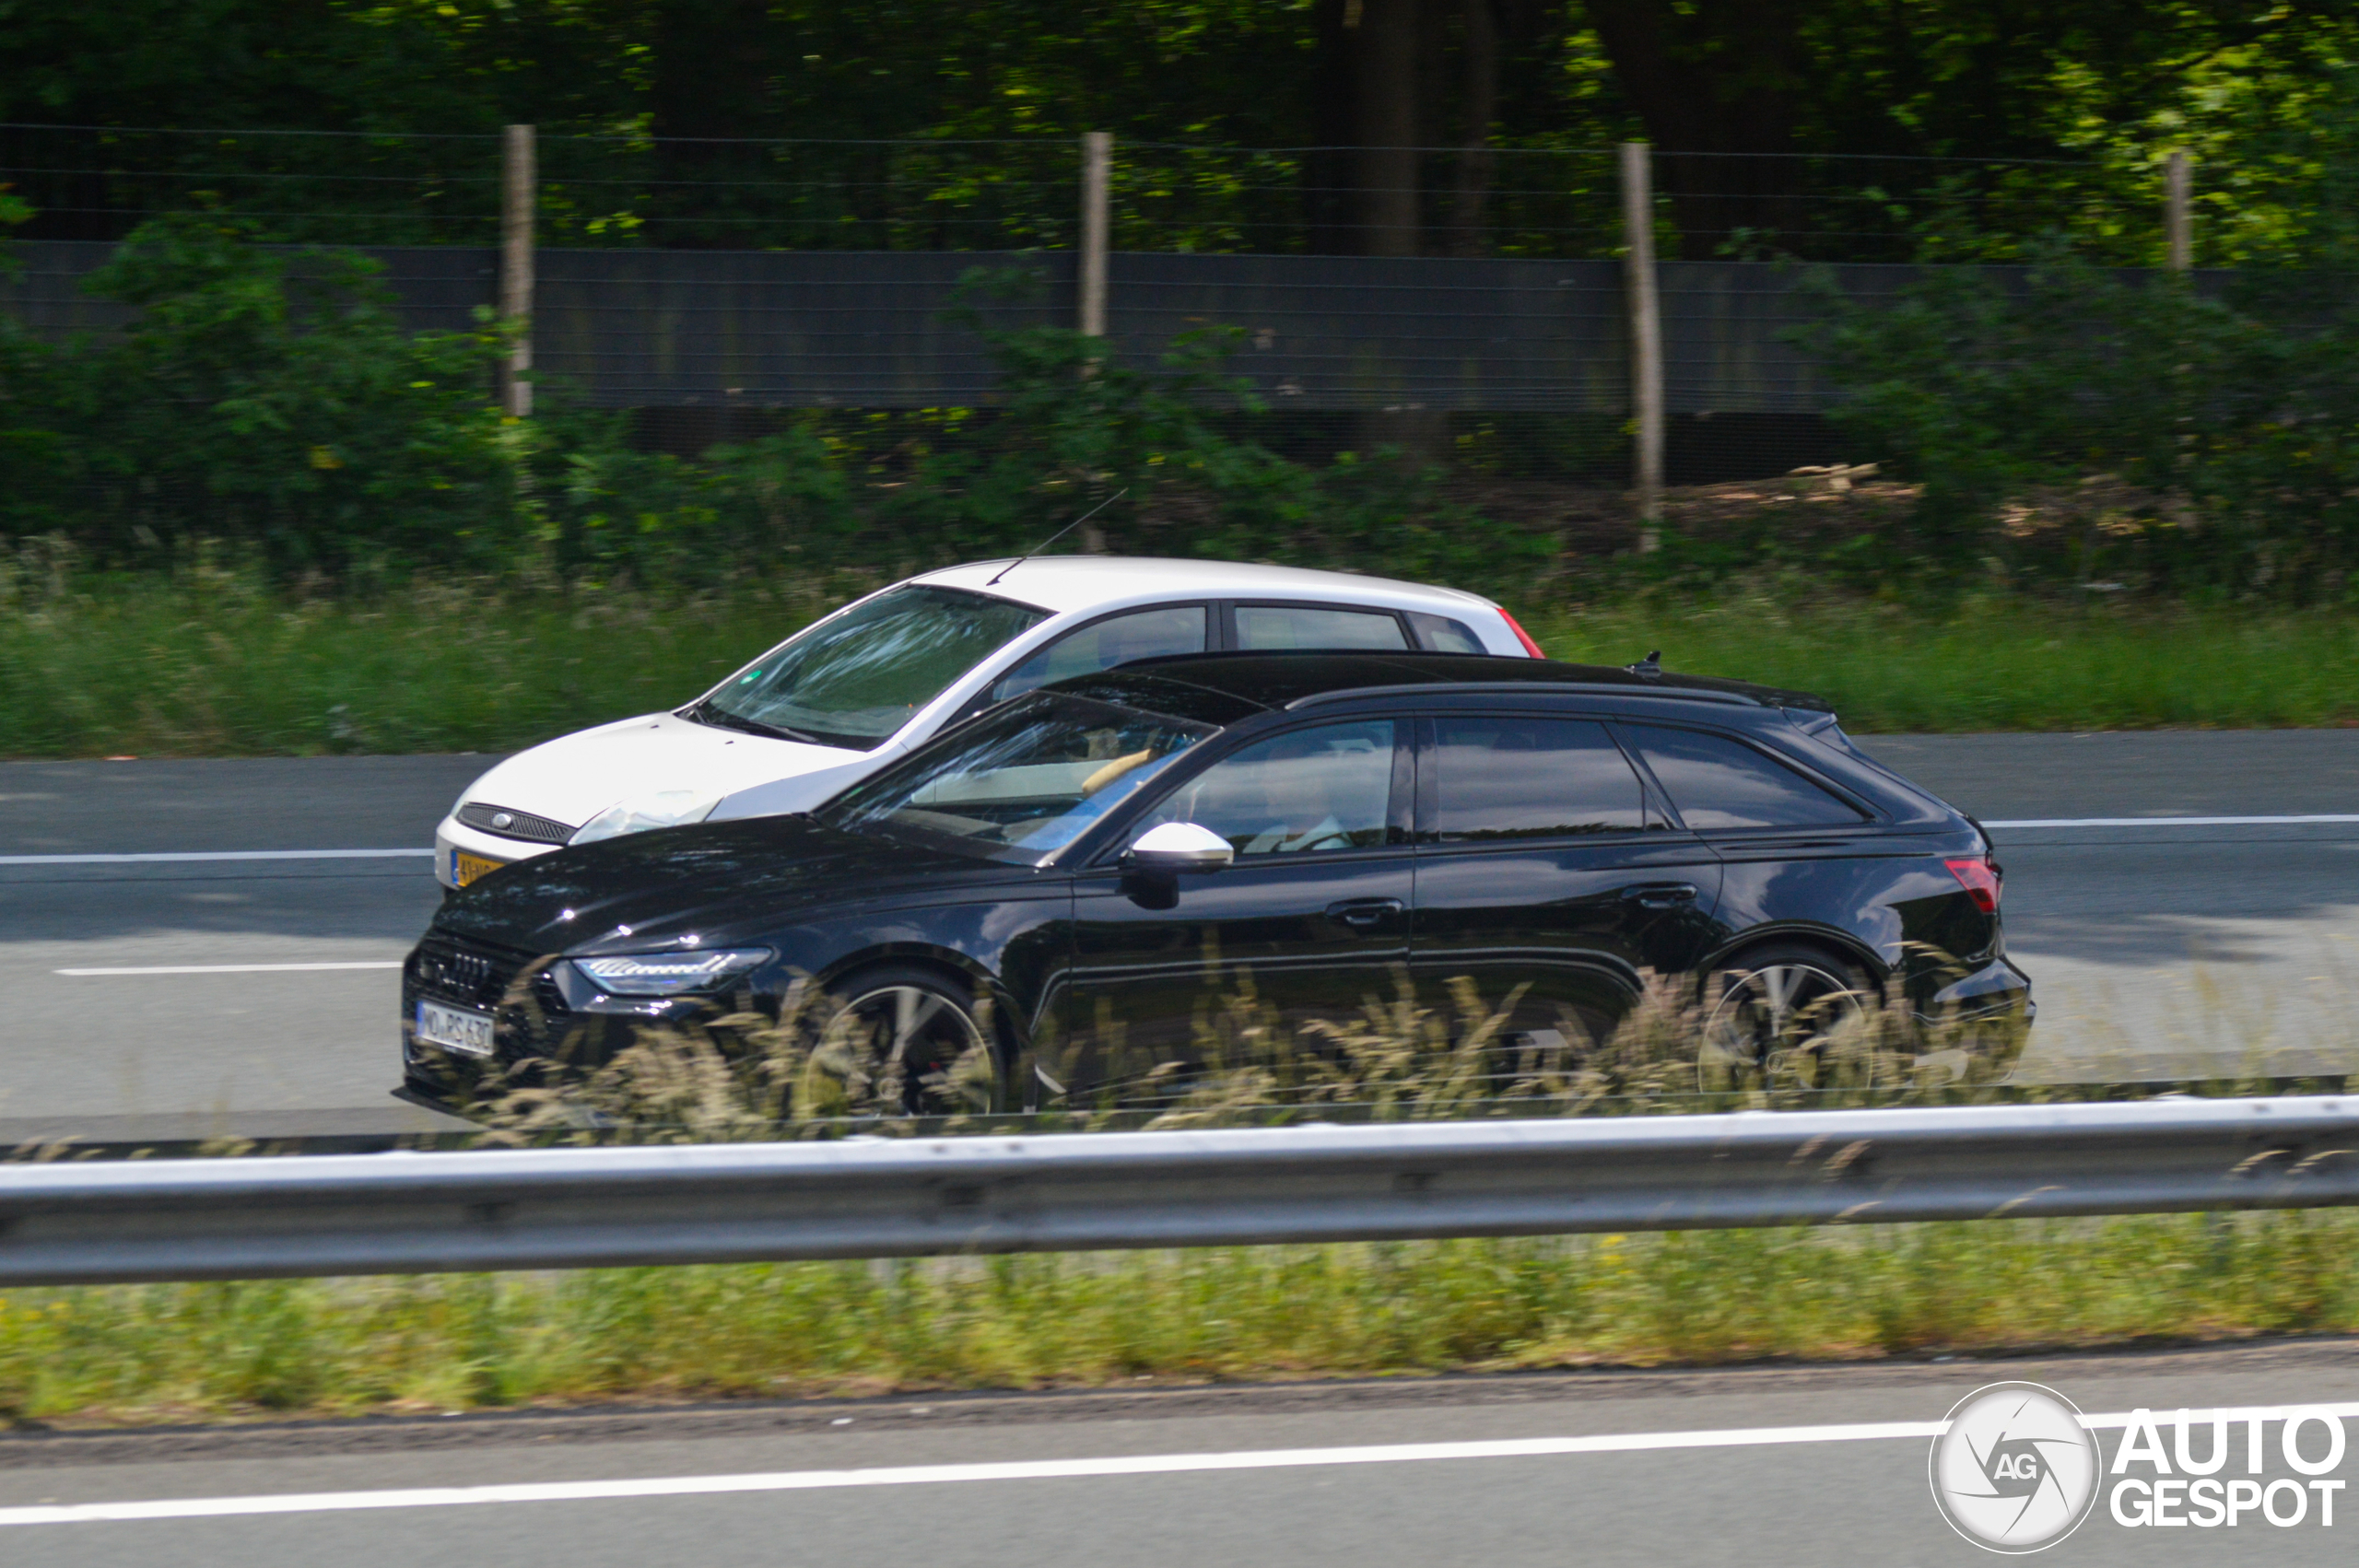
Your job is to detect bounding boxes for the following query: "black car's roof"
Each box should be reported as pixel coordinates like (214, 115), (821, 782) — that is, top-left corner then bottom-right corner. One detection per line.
(1050, 651), (1833, 719)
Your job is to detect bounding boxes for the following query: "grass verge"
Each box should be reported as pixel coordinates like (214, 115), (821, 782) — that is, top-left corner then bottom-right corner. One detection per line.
(3, 1213), (2353, 1426)
(10, 569), (2359, 759)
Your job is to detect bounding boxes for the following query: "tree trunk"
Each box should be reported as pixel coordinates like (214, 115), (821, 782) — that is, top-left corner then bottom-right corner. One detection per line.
(1354, 0), (1423, 257)
(1449, 0), (1500, 256)
(1584, 0), (1809, 259)
(648, 0), (778, 247)
(1306, 0), (1357, 253)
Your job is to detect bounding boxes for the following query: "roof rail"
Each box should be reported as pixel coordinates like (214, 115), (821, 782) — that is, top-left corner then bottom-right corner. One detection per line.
(1285, 681), (1760, 711)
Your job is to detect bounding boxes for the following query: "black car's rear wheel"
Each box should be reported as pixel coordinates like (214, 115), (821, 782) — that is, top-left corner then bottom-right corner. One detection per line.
(827, 965), (999, 1115)
(1696, 943), (1874, 1092)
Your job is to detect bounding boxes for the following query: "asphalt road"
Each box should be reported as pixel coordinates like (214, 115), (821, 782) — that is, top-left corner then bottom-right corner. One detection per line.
(5, 732), (2359, 1139)
(1, 1340), (2351, 1565)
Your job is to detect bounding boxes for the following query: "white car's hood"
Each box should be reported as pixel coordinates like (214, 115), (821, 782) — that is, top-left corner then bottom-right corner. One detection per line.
(457, 711), (873, 830)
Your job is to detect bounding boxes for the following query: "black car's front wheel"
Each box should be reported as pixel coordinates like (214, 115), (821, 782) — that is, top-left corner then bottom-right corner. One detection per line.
(1696, 943), (1875, 1092)
(825, 964), (1001, 1115)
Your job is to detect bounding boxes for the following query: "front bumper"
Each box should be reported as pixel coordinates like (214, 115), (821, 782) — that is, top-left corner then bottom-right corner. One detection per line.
(433, 814), (568, 889)
(399, 930), (760, 1118)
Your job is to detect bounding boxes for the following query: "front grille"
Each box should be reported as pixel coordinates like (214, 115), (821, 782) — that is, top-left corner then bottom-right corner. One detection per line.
(408, 931), (544, 1011)
(405, 931), (603, 1079)
(457, 801), (577, 845)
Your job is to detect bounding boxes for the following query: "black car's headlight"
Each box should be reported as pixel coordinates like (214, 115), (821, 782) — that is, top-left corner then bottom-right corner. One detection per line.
(569, 948), (771, 998)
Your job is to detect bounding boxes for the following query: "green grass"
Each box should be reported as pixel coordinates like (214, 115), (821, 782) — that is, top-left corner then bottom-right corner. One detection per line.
(2, 1214), (2351, 1425)
(0, 572), (846, 759)
(9, 570), (2359, 759)
(1529, 588), (2359, 732)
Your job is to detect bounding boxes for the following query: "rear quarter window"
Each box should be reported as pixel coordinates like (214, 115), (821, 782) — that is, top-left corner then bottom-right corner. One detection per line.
(1406, 611), (1487, 654)
(1622, 722), (1866, 829)
(1430, 716), (1648, 838)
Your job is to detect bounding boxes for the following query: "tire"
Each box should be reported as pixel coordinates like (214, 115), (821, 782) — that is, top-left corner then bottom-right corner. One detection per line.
(825, 964), (1000, 1116)
(1696, 942), (1875, 1092)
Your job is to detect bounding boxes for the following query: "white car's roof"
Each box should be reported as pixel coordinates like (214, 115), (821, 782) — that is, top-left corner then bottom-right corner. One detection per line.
(911, 556), (1499, 619)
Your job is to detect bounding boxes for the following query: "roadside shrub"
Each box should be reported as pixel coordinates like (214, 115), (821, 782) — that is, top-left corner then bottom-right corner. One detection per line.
(0, 235), (1555, 594)
(2, 214), (521, 575)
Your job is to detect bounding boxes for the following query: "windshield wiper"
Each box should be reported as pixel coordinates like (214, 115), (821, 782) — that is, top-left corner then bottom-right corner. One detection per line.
(681, 699), (827, 746)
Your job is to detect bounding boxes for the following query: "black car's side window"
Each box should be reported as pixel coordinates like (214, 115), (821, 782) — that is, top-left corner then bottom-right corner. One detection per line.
(1429, 716), (1649, 840)
(1621, 723), (1866, 829)
(1133, 719), (1400, 856)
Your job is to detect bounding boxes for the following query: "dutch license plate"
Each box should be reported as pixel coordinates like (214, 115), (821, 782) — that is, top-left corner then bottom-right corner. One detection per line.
(452, 850), (506, 887)
(416, 998), (496, 1058)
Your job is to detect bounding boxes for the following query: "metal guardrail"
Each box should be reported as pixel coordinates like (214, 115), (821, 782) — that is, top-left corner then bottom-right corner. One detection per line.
(0, 1095), (2353, 1286)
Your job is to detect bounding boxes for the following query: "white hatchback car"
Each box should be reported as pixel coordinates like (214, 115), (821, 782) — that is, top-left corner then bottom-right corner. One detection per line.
(433, 556), (1543, 887)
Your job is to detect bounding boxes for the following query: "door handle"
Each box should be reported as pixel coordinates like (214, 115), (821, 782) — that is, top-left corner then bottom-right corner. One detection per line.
(1325, 897), (1405, 928)
(1623, 882), (1699, 909)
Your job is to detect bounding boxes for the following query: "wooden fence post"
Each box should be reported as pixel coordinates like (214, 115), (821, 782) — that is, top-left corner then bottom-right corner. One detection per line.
(2165, 149), (2192, 275)
(500, 123), (535, 417)
(1079, 132), (1111, 339)
(1620, 140), (1664, 549)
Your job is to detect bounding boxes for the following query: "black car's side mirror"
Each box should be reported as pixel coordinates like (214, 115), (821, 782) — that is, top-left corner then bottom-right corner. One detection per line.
(1122, 821), (1235, 874)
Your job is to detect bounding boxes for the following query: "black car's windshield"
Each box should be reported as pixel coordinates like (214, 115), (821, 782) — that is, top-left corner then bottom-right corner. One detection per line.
(690, 585), (1050, 751)
(826, 694), (1211, 860)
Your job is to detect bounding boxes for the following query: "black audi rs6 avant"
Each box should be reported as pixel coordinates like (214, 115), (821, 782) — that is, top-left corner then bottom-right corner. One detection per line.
(399, 652), (2032, 1115)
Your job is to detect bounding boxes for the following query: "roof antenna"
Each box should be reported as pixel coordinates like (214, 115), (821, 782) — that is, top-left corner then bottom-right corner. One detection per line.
(985, 488), (1128, 586)
(1629, 649), (1662, 680)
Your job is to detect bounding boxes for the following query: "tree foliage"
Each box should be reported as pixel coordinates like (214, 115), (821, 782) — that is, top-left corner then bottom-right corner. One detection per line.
(0, 3), (2353, 259)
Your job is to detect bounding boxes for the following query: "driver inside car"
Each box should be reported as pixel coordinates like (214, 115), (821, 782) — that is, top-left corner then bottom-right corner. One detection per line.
(1238, 737), (1358, 854)
(1147, 721), (1394, 856)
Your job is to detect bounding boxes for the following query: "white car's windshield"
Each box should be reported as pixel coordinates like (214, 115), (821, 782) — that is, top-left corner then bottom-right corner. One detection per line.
(690, 585), (1049, 751)
(826, 694), (1210, 860)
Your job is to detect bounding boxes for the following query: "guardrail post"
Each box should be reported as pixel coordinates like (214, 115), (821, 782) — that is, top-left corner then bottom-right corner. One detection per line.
(500, 123), (536, 418)
(1079, 131), (1111, 339)
(1620, 140), (1664, 550)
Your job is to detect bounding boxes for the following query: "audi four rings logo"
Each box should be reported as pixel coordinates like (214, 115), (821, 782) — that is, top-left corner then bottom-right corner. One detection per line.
(428, 950), (495, 993)
(1931, 1383), (2103, 1551)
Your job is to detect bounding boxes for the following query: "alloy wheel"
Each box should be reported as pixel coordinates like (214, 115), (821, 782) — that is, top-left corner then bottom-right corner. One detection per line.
(839, 981), (990, 1113)
(1696, 958), (1871, 1092)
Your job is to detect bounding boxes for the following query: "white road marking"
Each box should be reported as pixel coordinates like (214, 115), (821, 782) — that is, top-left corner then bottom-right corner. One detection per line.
(5, 1405), (2351, 1527)
(1986, 814), (2359, 828)
(53, 963), (403, 977)
(0, 849), (434, 865)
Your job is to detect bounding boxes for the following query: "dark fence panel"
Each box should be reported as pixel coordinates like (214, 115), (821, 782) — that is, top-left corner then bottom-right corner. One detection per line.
(1100, 254), (1627, 414)
(0, 240), (498, 340)
(534, 250), (1068, 408)
(2, 240), (2198, 431)
(1657, 262), (1916, 415)
(534, 252), (1631, 413)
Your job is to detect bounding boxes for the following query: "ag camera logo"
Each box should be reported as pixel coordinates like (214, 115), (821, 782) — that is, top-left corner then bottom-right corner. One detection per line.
(1929, 1382), (2102, 1552)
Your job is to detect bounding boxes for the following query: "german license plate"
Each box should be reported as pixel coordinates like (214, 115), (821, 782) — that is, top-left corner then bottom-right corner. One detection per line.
(416, 998), (496, 1058)
(452, 850), (506, 887)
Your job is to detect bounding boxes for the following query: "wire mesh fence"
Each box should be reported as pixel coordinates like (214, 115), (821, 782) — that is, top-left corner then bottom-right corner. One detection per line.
(1646, 150), (2190, 266)
(3, 123), (2203, 261)
(0, 123), (2231, 486)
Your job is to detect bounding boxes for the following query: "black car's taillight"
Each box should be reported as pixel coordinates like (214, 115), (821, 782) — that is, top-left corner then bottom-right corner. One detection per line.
(1943, 855), (2001, 914)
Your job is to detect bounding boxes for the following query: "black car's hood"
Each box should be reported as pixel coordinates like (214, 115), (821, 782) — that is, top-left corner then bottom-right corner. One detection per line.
(435, 815), (1035, 954)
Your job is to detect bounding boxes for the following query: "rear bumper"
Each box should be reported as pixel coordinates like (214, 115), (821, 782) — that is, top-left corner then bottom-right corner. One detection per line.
(1925, 956), (2036, 1024)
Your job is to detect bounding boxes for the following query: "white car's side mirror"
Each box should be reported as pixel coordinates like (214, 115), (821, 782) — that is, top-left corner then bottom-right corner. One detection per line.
(1125, 820), (1235, 872)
